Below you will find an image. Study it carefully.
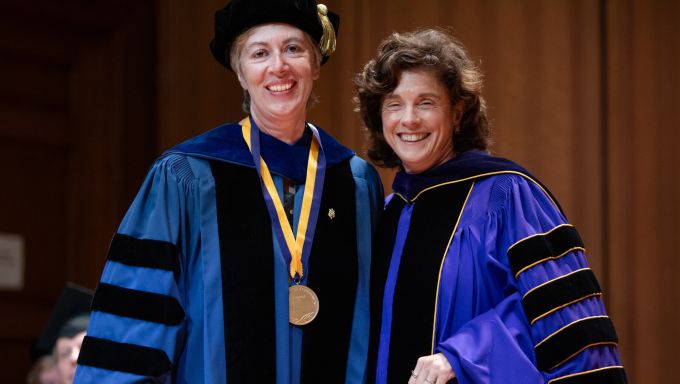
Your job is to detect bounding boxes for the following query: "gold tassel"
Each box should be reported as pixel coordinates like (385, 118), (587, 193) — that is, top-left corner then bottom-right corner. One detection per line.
(317, 4), (336, 57)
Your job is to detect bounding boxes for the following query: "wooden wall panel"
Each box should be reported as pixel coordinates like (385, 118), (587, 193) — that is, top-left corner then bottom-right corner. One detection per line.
(0, 1), (156, 382)
(0, 141), (70, 382)
(0, 14), (81, 66)
(156, 0), (244, 151)
(0, 142), (70, 291)
(0, 25), (73, 381)
(68, 2), (157, 288)
(0, 105), (70, 147)
(606, 0), (680, 382)
(0, 57), (69, 108)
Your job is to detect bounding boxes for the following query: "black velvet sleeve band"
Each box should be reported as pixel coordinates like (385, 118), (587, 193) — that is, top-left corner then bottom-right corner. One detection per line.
(535, 316), (619, 371)
(78, 335), (172, 377)
(549, 366), (628, 384)
(91, 283), (185, 325)
(523, 269), (602, 324)
(508, 225), (584, 278)
(108, 233), (179, 277)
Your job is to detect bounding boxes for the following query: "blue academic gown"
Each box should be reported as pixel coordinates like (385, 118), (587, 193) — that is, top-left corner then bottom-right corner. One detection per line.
(370, 150), (626, 384)
(74, 119), (383, 383)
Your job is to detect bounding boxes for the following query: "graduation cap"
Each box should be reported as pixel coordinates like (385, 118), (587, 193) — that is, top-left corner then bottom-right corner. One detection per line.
(33, 282), (93, 360)
(210, 0), (340, 70)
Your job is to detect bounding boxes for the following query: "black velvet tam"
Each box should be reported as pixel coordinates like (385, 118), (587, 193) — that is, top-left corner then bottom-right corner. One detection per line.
(210, 0), (340, 70)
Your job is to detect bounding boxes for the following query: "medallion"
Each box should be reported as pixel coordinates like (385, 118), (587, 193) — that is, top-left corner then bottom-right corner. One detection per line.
(289, 284), (319, 325)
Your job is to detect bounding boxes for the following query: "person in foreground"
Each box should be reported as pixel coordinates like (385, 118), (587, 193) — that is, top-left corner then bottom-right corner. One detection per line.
(53, 315), (89, 384)
(74, 0), (383, 382)
(355, 28), (627, 384)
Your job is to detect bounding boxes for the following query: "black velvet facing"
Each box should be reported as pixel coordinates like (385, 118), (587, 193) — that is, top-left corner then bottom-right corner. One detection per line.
(107, 233), (179, 278)
(535, 317), (619, 371)
(91, 283), (184, 325)
(552, 367), (628, 384)
(211, 160), (360, 383)
(387, 181), (473, 383)
(300, 160), (358, 383)
(367, 196), (406, 383)
(508, 225), (584, 278)
(78, 335), (172, 377)
(523, 269), (602, 323)
(212, 161), (277, 383)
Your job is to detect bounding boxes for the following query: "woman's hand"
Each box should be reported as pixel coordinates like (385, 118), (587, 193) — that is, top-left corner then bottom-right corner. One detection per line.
(408, 353), (456, 384)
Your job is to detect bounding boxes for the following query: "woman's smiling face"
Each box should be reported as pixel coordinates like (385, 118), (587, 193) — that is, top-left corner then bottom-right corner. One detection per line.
(236, 23), (319, 125)
(381, 69), (463, 174)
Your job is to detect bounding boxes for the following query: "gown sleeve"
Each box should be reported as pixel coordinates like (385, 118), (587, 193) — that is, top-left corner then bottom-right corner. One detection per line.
(436, 174), (626, 384)
(74, 154), (198, 383)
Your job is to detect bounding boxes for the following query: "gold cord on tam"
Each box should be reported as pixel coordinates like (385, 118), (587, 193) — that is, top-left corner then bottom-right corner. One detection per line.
(317, 4), (336, 57)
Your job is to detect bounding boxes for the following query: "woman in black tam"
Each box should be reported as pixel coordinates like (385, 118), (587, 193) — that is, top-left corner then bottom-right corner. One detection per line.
(74, 1), (383, 383)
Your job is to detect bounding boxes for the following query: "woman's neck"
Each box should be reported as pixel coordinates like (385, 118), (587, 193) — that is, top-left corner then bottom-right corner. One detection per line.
(250, 109), (307, 145)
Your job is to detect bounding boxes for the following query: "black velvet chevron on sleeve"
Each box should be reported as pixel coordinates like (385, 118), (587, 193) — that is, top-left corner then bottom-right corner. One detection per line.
(522, 269), (602, 323)
(91, 283), (185, 325)
(78, 335), (172, 378)
(549, 366), (628, 384)
(107, 233), (179, 278)
(535, 316), (619, 371)
(508, 225), (584, 278)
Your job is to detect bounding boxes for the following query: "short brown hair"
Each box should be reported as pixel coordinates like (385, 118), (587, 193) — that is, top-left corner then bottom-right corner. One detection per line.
(354, 28), (490, 168)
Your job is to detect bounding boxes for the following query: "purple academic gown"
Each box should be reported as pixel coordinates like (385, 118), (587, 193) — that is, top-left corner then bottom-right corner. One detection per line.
(370, 150), (627, 384)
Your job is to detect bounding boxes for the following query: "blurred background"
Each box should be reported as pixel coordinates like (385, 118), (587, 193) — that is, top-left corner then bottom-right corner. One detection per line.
(0, 0), (677, 382)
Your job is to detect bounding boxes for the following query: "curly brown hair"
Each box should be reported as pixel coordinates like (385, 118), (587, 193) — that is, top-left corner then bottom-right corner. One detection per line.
(354, 28), (490, 168)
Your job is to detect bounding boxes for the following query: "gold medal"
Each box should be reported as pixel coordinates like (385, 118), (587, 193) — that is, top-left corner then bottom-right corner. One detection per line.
(289, 284), (319, 326)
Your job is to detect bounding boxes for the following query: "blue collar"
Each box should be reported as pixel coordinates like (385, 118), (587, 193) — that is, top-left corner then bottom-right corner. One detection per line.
(166, 120), (355, 183)
(392, 150), (541, 201)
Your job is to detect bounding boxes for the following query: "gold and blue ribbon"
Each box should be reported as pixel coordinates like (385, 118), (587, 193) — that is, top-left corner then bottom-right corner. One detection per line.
(241, 116), (326, 282)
